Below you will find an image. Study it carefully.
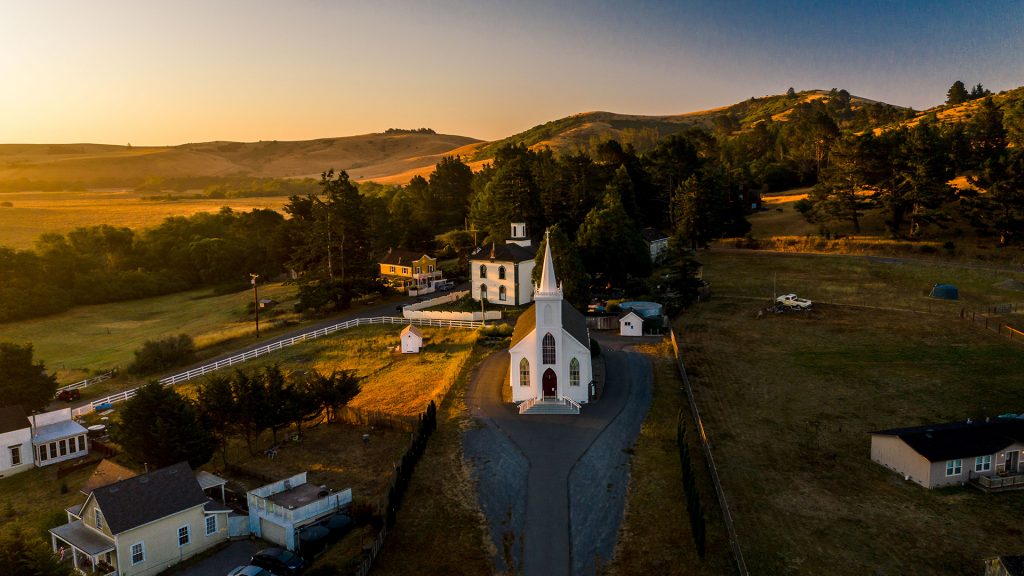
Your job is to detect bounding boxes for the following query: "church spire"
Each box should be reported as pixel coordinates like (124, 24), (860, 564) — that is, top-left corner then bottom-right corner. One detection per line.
(536, 229), (561, 297)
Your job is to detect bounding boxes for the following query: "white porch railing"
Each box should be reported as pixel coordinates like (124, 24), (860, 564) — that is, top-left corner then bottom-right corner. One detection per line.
(563, 397), (582, 412)
(73, 316), (483, 417)
(517, 397), (540, 415)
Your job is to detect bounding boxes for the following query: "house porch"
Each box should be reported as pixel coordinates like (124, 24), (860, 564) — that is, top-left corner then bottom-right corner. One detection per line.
(50, 520), (117, 575)
(973, 473), (1024, 492)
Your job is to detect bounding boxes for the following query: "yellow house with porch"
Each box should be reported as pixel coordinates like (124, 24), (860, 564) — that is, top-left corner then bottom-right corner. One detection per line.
(378, 249), (441, 294)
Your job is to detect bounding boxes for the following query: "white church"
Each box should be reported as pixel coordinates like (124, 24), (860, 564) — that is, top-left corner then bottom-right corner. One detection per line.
(508, 231), (593, 415)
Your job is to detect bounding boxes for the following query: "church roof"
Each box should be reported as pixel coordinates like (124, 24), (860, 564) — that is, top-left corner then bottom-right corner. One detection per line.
(511, 302), (590, 350)
(469, 243), (536, 263)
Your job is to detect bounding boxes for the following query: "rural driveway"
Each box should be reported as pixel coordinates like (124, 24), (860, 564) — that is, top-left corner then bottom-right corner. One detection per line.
(464, 334), (654, 576)
(167, 538), (261, 576)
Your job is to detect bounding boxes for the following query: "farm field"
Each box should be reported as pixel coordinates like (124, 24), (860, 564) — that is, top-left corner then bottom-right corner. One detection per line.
(0, 189), (295, 249)
(0, 281), (300, 382)
(676, 251), (1024, 574)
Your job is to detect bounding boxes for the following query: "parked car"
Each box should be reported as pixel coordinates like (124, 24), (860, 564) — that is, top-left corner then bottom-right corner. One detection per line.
(250, 547), (305, 576)
(57, 389), (81, 402)
(227, 566), (275, 576)
(776, 293), (812, 309)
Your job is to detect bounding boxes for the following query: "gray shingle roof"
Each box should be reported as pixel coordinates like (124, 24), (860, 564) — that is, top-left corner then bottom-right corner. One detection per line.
(379, 250), (432, 266)
(511, 301), (590, 350)
(470, 243), (536, 263)
(0, 405), (28, 435)
(91, 461), (206, 534)
(872, 418), (1024, 462)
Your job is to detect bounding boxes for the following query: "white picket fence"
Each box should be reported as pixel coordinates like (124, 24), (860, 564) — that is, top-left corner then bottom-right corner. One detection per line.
(72, 316), (483, 417)
(56, 370), (115, 394)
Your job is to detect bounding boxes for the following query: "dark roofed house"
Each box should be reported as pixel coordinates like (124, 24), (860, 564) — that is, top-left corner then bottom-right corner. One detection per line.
(0, 405), (32, 478)
(50, 461), (230, 576)
(470, 226), (539, 307)
(870, 417), (1024, 489)
(640, 228), (670, 263)
(378, 249), (442, 295)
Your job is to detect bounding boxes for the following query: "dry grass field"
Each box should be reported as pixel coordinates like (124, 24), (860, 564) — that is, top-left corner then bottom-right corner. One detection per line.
(0, 463), (98, 542)
(0, 189), (296, 249)
(674, 251), (1024, 574)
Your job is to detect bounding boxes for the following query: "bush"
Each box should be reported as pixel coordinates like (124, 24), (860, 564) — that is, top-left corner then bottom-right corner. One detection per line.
(478, 323), (513, 339)
(128, 334), (197, 374)
(590, 338), (601, 357)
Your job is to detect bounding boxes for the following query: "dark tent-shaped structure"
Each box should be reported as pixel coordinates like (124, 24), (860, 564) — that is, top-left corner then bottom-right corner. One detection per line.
(929, 284), (959, 300)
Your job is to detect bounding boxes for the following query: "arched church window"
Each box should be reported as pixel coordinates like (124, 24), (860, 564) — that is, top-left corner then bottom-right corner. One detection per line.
(570, 358), (580, 386)
(542, 333), (556, 364)
(480, 284), (488, 300)
(498, 265), (506, 280)
(520, 358), (530, 387)
(479, 264), (487, 279)
(499, 286), (507, 301)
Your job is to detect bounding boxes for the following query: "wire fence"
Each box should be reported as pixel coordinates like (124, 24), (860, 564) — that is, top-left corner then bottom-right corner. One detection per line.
(72, 316), (483, 417)
(670, 329), (748, 576)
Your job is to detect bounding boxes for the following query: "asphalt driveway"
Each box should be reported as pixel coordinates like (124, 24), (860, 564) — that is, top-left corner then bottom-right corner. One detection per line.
(168, 538), (262, 576)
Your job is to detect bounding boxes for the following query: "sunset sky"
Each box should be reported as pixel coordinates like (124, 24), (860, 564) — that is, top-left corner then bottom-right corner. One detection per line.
(2, 0), (1022, 145)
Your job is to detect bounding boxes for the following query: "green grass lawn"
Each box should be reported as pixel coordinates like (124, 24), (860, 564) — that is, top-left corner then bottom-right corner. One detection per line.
(0, 463), (99, 542)
(675, 251), (1024, 575)
(0, 282), (299, 380)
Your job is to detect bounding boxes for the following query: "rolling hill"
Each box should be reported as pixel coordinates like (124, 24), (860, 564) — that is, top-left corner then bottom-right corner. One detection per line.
(0, 132), (481, 187)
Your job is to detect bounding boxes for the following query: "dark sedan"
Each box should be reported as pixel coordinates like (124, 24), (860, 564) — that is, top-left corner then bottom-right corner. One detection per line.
(250, 547), (305, 576)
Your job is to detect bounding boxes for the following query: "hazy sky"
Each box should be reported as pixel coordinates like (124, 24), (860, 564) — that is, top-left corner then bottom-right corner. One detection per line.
(2, 0), (1022, 145)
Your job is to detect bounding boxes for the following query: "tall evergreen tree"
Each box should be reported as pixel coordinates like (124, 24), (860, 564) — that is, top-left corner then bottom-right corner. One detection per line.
(576, 188), (651, 287)
(428, 156), (474, 231)
(946, 80), (970, 105)
(531, 225), (590, 309)
(113, 382), (215, 469)
(0, 342), (58, 413)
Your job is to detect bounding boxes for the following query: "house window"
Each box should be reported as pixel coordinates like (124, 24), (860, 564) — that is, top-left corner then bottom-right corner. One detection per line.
(59, 440), (66, 456)
(498, 265), (506, 280)
(945, 459), (962, 476)
(95, 509), (103, 531)
(131, 542), (145, 565)
(570, 358), (580, 386)
(542, 333), (556, 364)
(480, 284), (488, 301)
(78, 436), (86, 451)
(499, 286), (507, 301)
(520, 358), (530, 387)
(428, 265), (434, 273)
(68, 438), (76, 454)
(402, 267), (409, 275)
(49, 443), (57, 459)
(976, 455), (992, 472)
(178, 525), (191, 546)
(415, 267), (421, 274)
(38, 445), (47, 462)
(8, 445), (21, 466)
(389, 266), (395, 273)
(205, 515), (217, 536)
(479, 265), (487, 279)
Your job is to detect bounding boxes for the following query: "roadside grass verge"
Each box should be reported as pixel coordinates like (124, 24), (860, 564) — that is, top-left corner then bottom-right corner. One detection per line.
(605, 340), (733, 576)
(678, 296), (1024, 575)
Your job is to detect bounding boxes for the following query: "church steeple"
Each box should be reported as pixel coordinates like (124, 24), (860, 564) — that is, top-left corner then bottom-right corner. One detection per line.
(536, 229), (561, 298)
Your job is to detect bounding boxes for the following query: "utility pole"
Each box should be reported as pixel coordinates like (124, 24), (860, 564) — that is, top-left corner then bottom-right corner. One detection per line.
(251, 273), (260, 338)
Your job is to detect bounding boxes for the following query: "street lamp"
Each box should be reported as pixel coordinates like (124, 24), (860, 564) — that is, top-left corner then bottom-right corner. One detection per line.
(251, 273), (260, 338)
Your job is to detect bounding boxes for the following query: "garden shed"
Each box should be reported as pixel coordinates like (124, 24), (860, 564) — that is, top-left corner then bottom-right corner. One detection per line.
(929, 284), (959, 300)
(400, 324), (423, 353)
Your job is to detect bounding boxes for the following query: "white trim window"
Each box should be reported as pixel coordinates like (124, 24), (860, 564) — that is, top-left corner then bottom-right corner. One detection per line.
(519, 358), (530, 387)
(945, 459), (962, 476)
(131, 541), (145, 565)
(975, 455), (992, 473)
(569, 358), (580, 386)
(205, 515), (217, 536)
(499, 286), (507, 301)
(95, 509), (103, 531)
(8, 445), (20, 466)
(177, 524), (191, 546)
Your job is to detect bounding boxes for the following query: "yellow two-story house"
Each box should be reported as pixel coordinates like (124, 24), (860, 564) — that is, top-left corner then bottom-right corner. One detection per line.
(378, 249), (442, 294)
(50, 461), (230, 576)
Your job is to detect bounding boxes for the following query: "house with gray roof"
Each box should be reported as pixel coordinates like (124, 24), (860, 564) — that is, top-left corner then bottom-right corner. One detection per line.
(470, 222), (538, 306)
(0, 405), (32, 478)
(871, 417), (1024, 489)
(50, 461), (229, 575)
(31, 407), (88, 468)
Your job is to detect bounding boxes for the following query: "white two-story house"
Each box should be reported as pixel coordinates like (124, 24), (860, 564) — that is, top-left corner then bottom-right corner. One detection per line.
(470, 222), (537, 306)
(0, 405), (32, 479)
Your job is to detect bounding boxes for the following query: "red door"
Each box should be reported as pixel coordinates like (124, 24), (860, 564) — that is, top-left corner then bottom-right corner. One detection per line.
(542, 368), (557, 398)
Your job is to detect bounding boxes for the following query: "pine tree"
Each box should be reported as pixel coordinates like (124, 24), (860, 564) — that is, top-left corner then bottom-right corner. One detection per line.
(946, 80), (969, 105)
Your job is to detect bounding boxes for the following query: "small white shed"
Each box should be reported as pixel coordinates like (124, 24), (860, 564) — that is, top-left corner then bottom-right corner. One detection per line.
(619, 311), (644, 337)
(401, 324), (423, 353)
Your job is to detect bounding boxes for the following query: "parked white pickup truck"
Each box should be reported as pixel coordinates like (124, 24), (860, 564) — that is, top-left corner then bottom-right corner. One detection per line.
(776, 293), (812, 309)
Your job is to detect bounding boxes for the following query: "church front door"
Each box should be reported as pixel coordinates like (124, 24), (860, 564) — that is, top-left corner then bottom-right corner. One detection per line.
(542, 368), (557, 399)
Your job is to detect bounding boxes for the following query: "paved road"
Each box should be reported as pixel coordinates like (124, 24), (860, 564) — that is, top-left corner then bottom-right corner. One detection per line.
(715, 245), (1024, 273)
(464, 334), (654, 576)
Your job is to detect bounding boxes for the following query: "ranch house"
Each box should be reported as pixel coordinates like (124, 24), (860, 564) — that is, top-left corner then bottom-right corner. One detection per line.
(871, 417), (1024, 490)
(378, 249), (442, 294)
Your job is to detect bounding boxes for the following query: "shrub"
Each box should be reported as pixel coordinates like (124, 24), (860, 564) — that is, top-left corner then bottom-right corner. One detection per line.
(590, 338), (601, 357)
(128, 334), (197, 374)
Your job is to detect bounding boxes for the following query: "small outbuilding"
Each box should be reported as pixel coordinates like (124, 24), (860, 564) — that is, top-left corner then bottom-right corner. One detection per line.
(619, 311), (644, 337)
(400, 324), (423, 353)
(929, 283), (959, 300)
